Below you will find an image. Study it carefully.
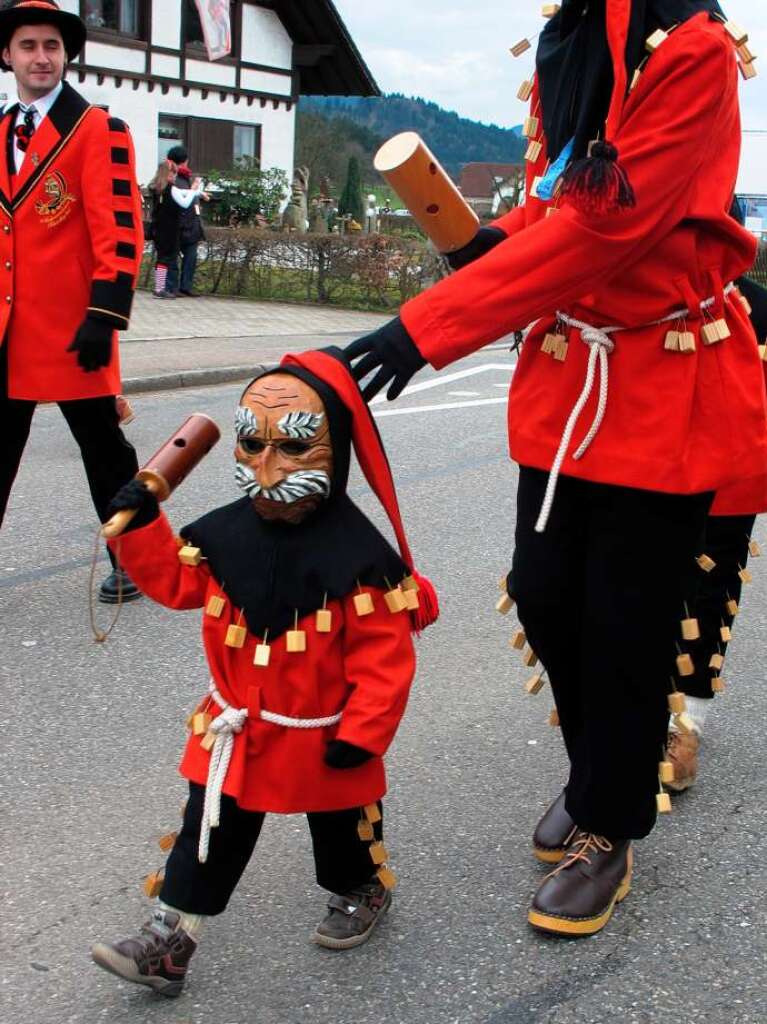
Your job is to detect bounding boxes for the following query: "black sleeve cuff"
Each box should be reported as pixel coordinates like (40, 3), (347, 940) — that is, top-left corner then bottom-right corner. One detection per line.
(88, 272), (135, 329)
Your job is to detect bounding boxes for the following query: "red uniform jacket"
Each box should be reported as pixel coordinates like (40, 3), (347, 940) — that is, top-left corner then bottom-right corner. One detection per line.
(111, 513), (416, 814)
(0, 82), (143, 401)
(401, 15), (767, 511)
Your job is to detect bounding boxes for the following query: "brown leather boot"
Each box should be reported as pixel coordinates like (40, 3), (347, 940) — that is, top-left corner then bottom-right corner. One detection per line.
(666, 730), (700, 792)
(314, 879), (392, 950)
(91, 909), (197, 997)
(528, 832), (632, 937)
(533, 789), (578, 864)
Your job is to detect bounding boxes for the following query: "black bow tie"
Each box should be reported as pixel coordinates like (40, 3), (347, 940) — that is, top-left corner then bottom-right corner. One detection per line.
(15, 107), (36, 152)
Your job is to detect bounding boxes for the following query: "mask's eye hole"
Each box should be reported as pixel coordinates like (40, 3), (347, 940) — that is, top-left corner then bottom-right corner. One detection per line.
(279, 441), (312, 457)
(239, 437), (267, 455)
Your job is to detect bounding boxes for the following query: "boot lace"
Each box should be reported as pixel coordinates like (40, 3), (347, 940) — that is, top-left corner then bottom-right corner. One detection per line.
(546, 831), (613, 879)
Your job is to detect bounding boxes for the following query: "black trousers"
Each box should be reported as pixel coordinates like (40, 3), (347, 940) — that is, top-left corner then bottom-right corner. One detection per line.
(681, 513), (756, 700)
(160, 783), (384, 916)
(511, 467), (713, 840)
(0, 345), (139, 561)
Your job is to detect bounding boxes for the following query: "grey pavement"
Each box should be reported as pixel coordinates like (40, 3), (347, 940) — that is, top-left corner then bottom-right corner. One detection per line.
(2, 364), (766, 1024)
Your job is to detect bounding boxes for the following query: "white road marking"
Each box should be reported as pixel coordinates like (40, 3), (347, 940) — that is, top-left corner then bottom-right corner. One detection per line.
(448, 390), (481, 397)
(369, 362), (515, 404)
(373, 397), (508, 418)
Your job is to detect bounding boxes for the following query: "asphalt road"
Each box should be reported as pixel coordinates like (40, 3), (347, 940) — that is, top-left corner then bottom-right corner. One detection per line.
(2, 361), (766, 1024)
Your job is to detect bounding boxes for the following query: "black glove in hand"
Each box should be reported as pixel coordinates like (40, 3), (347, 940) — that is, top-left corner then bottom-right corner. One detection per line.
(446, 225), (507, 271)
(345, 316), (426, 402)
(67, 317), (113, 372)
(105, 479), (160, 532)
(324, 739), (374, 769)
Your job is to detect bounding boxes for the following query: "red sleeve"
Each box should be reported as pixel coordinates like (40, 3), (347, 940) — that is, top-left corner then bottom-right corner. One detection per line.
(489, 204), (527, 238)
(81, 110), (144, 330)
(107, 512), (211, 610)
(337, 587), (416, 757)
(401, 23), (735, 369)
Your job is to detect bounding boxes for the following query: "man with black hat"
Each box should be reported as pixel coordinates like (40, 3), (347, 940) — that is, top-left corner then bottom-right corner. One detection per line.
(0, 0), (144, 602)
(164, 143), (206, 298)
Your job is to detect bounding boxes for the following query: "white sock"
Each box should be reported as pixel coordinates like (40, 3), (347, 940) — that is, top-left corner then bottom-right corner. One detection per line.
(159, 901), (205, 940)
(668, 696), (710, 737)
(155, 265), (168, 293)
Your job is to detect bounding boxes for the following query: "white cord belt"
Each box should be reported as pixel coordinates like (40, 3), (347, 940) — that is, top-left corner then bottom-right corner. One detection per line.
(534, 284), (736, 534)
(198, 682), (342, 863)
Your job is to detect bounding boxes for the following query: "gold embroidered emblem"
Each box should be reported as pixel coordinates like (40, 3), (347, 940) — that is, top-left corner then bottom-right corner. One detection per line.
(35, 171), (76, 228)
(31, 152), (39, 166)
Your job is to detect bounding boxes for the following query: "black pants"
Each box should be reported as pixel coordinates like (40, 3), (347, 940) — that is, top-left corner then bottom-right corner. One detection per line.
(681, 513), (756, 699)
(0, 345), (139, 561)
(160, 783), (384, 916)
(511, 467), (713, 840)
(166, 241), (199, 294)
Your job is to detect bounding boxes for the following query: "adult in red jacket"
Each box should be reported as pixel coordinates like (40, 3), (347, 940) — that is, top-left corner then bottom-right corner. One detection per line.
(348, 0), (767, 936)
(0, 1), (144, 602)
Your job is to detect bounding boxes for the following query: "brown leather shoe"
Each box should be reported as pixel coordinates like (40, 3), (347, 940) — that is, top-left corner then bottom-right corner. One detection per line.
(528, 832), (632, 937)
(314, 880), (391, 950)
(666, 730), (700, 792)
(91, 909), (196, 997)
(533, 789), (577, 864)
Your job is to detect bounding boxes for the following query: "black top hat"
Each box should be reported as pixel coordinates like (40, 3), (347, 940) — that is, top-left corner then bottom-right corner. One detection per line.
(0, 1), (87, 71)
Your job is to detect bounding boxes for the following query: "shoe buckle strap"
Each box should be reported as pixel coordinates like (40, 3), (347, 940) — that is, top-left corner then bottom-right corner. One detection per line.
(327, 893), (375, 924)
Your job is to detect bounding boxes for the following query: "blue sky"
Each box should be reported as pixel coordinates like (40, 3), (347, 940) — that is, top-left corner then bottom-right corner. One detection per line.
(334, 0), (767, 131)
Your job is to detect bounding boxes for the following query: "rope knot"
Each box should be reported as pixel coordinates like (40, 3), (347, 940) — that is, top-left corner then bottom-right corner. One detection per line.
(580, 326), (614, 354)
(211, 706), (247, 736)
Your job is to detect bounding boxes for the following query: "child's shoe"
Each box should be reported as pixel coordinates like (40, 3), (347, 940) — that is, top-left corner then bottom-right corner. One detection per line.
(314, 879), (392, 950)
(91, 908), (196, 997)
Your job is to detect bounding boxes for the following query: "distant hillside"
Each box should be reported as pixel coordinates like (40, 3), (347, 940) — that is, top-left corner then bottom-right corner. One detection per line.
(299, 94), (525, 180)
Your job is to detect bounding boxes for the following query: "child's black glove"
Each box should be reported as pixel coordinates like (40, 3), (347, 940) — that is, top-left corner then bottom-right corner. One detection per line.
(67, 316), (113, 372)
(446, 225), (506, 271)
(105, 479), (160, 532)
(324, 740), (373, 769)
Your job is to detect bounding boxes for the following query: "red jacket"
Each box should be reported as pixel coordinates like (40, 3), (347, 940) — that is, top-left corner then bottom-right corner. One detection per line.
(0, 82), (143, 401)
(401, 15), (767, 509)
(111, 514), (416, 814)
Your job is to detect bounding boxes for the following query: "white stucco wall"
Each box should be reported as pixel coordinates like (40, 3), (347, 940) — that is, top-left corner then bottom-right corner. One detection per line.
(241, 6), (292, 69)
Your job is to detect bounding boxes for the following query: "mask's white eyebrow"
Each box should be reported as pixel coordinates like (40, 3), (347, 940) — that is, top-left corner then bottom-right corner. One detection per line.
(235, 406), (259, 437)
(277, 411), (324, 438)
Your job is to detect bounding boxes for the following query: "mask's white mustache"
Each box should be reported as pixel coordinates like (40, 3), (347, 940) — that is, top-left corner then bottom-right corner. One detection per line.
(235, 464), (331, 503)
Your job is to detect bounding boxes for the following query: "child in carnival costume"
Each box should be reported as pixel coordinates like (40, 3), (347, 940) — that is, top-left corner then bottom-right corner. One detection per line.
(91, 348), (438, 997)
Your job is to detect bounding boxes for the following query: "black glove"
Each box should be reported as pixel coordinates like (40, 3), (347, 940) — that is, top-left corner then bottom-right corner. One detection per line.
(324, 740), (374, 769)
(446, 225), (507, 272)
(345, 316), (426, 402)
(67, 317), (113, 372)
(737, 275), (767, 343)
(105, 479), (160, 532)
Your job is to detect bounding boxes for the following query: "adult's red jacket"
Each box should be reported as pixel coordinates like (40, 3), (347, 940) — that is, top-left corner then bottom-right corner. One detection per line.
(0, 82), (143, 401)
(111, 513), (416, 814)
(401, 14), (767, 512)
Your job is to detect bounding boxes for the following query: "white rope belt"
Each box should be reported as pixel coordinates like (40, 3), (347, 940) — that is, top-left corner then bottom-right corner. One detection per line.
(198, 682), (342, 863)
(534, 284), (736, 534)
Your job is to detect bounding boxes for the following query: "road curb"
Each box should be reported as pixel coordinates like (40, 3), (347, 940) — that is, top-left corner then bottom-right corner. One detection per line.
(122, 363), (269, 395)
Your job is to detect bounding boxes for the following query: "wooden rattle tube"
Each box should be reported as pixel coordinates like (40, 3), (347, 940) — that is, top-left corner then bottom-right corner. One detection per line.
(102, 413), (221, 538)
(373, 132), (480, 254)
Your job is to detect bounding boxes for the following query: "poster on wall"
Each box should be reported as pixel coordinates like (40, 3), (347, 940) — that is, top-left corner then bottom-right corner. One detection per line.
(194, 0), (232, 61)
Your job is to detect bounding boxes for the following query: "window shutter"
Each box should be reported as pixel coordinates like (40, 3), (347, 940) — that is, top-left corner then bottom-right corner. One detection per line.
(187, 117), (234, 173)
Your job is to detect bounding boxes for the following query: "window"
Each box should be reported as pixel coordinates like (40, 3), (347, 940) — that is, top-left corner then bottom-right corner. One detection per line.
(83, 0), (143, 37)
(184, 0), (205, 48)
(183, 0), (236, 58)
(158, 115), (186, 162)
(234, 124), (259, 164)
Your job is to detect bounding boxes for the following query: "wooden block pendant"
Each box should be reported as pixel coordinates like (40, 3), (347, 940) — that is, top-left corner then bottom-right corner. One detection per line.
(697, 554), (716, 572)
(496, 593), (515, 615)
(384, 587), (408, 613)
(760, 345), (767, 363)
(739, 291), (753, 315)
(158, 831), (178, 853)
(253, 641), (271, 667)
(401, 575), (419, 592)
(316, 608), (333, 633)
(701, 321), (722, 345)
(749, 539), (762, 558)
(522, 647), (539, 667)
(715, 318), (731, 340)
(178, 545), (202, 566)
(525, 139), (543, 163)
(530, 176), (542, 199)
(363, 802), (382, 824)
(225, 623), (247, 648)
(548, 707), (560, 727)
(143, 870), (164, 898)
(402, 587), (420, 611)
(541, 3), (560, 17)
(369, 841), (388, 866)
(376, 865), (397, 890)
(711, 676), (726, 693)
(720, 624), (732, 642)
(724, 20), (748, 46)
(646, 28), (669, 52)
(286, 629), (307, 653)
(681, 617), (700, 641)
(656, 792), (672, 814)
(510, 38), (531, 57)
(659, 760), (675, 784)
(200, 730), (217, 752)
(738, 567), (752, 584)
(510, 628), (526, 650)
(206, 594), (226, 618)
(668, 690), (687, 714)
(675, 653), (694, 677)
(523, 115), (540, 138)
(192, 712), (212, 736)
(725, 598), (739, 616)
(526, 673), (545, 695)
(517, 79), (534, 101)
(675, 711), (695, 735)
(541, 332), (558, 354)
(739, 57), (758, 80)
(709, 652), (724, 671)
(552, 337), (569, 362)
(629, 67), (642, 93)
(664, 330), (681, 352)
(678, 331), (696, 354)
(357, 818), (375, 842)
(354, 592), (375, 617)
(737, 43), (756, 65)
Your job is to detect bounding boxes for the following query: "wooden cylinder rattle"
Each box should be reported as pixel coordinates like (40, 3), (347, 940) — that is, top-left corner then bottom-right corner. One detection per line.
(373, 132), (479, 253)
(102, 413), (221, 538)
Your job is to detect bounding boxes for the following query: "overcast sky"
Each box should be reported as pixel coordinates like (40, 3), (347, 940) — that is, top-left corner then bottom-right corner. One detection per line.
(334, 0), (767, 132)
